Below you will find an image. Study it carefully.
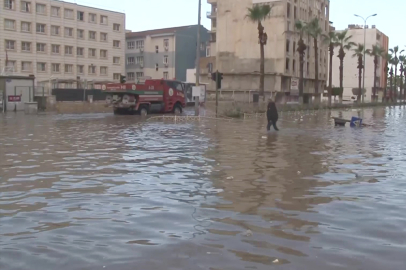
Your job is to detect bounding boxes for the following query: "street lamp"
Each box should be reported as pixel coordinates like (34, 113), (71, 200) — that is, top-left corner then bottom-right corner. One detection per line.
(354, 13), (377, 103)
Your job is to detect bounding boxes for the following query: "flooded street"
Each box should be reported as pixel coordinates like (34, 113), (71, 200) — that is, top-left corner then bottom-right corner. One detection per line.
(1, 107), (406, 270)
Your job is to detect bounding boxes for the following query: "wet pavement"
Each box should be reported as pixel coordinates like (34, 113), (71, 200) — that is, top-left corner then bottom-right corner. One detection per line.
(1, 107), (406, 270)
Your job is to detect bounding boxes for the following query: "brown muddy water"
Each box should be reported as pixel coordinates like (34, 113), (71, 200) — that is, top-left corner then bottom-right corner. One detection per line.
(1, 107), (405, 270)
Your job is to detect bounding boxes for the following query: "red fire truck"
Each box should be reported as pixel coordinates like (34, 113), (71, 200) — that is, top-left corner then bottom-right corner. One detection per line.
(103, 79), (186, 115)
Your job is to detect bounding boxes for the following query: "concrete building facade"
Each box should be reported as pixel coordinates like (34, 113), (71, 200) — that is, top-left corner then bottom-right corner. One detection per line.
(331, 25), (389, 102)
(204, 0), (330, 98)
(0, 0), (125, 91)
(125, 25), (209, 83)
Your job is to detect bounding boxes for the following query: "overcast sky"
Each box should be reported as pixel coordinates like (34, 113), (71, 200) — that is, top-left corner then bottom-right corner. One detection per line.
(74, 0), (404, 50)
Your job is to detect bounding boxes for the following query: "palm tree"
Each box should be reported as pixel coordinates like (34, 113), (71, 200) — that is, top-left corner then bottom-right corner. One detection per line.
(323, 31), (337, 106)
(307, 18), (323, 103)
(336, 30), (355, 99)
(389, 46), (405, 101)
(399, 55), (405, 101)
(294, 20), (308, 104)
(382, 53), (393, 102)
(246, 4), (272, 100)
(352, 44), (365, 102)
(366, 45), (385, 102)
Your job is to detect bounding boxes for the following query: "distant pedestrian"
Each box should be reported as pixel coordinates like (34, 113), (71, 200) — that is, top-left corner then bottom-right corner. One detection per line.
(267, 98), (279, 131)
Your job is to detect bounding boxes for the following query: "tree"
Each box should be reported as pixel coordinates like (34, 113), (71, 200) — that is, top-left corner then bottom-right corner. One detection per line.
(366, 45), (385, 102)
(246, 4), (272, 100)
(294, 20), (308, 104)
(336, 30), (355, 100)
(352, 44), (365, 102)
(307, 18), (323, 103)
(323, 31), (337, 106)
(389, 46), (405, 101)
(382, 53), (393, 102)
(399, 55), (405, 100)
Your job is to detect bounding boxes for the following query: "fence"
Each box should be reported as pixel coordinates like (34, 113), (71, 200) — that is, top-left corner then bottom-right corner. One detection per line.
(51, 89), (107, 102)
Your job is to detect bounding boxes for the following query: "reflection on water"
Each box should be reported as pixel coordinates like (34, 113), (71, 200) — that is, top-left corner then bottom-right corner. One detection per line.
(1, 107), (406, 270)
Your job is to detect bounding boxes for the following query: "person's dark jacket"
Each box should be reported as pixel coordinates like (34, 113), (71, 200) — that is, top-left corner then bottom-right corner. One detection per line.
(267, 101), (278, 122)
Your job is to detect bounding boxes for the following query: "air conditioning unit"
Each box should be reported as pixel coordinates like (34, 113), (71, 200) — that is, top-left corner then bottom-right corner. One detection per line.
(165, 46), (169, 51)
(140, 47), (144, 53)
(164, 63), (168, 67)
(140, 63), (144, 68)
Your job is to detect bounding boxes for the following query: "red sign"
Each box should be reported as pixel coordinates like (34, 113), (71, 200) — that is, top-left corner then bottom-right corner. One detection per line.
(8, 95), (21, 102)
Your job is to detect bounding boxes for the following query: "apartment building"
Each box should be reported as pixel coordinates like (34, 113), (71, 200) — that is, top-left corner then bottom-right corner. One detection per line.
(125, 25), (209, 83)
(204, 0), (330, 99)
(0, 0), (125, 89)
(331, 25), (389, 101)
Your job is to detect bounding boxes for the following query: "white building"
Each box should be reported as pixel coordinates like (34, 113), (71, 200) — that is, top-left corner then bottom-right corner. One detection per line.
(0, 0), (125, 91)
(331, 25), (389, 102)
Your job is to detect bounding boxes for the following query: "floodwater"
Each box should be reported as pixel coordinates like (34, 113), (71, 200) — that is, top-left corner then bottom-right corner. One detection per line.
(1, 107), (405, 270)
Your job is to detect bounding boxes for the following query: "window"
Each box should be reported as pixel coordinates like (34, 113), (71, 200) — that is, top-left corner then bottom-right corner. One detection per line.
(287, 3), (290, 18)
(51, 25), (60, 36)
(88, 48), (96, 57)
(100, 15), (108, 25)
(21, 61), (32, 72)
(286, 39), (290, 52)
(4, 19), (16, 30)
(36, 43), (46, 52)
(136, 56), (144, 65)
(286, 58), (290, 70)
(136, 72), (144, 78)
(100, 66), (107, 75)
(100, 32), (108, 42)
(77, 47), (84, 57)
(88, 65), (96, 74)
(21, 21), (31, 32)
(164, 39), (169, 48)
(21, 1), (31, 12)
(163, 55), (168, 64)
(113, 40), (120, 48)
(293, 60), (296, 71)
(77, 65), (84, 74)
(127, 72), (135, 80)
(200, 42), (205, 51)
(89, 31), (96, 40)
(5, 40), (15, 50)
(113, 23), (120, 31)
(21, 41), (31, 52)
(51, 6), (60, 17)
(64, 64), (73, 73)
(127, 41), (135, 49)
(293, 41), (296, 54)
(100, 50), (107, 58)
(52, 63), (60, 73)
(37, 62), (46, 72)
(64, 8), (73, 19)
(155, 63), (159, 71)
(163, 72), (168, 79)
(36, 23), (46, 34)
(113, 57), (120, 64)
(136, 40), (144, 49)
(36, 3), (46, 15)
(65, 46), (73, 55)
(206, 47), (211, 57)
(64, 27), (73, 37)
(52, 44), (60, 54)
(155, 45), (159, 53)
(4, 0), (14, 9)
(113, 73), (120, 80)
(294, 6), (297, 19)
(89, 13), (96, 23)
(77, 11), (84, 21)
(77, 29), (84, 39)
(6, 61), (16, 72)
(127, 57), (135, 65)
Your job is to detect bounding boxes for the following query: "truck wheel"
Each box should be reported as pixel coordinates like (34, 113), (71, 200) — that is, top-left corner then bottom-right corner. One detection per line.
(173, 104), (182, 115)
(139, 106), (148, 116)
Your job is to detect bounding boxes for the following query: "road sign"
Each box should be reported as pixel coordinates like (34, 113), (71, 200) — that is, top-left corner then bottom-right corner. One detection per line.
(8, 95), (21, 102)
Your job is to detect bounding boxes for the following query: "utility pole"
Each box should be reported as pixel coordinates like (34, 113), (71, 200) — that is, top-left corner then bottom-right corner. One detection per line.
(195, 0), (201, 116)
(216, 71), (219, 117)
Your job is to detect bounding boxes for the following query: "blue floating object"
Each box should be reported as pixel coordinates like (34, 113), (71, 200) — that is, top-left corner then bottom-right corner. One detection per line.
(350, 117), (363, 127)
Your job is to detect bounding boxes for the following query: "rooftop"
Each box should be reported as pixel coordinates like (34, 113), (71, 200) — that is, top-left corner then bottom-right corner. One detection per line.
(46, 0), (125, 15)
(126, 25), (199, 39)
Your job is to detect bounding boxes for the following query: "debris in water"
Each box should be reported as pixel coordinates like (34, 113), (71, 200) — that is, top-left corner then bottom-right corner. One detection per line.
(297, 171), (301, 175)
(226, 176), (234, 180)
(262, 136), (267, 139)
(273, 259), (279, 263)
(242, 230), (253, 237)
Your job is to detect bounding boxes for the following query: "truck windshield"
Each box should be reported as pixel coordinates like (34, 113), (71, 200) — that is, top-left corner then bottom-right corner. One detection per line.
(165, 81), (184, 92)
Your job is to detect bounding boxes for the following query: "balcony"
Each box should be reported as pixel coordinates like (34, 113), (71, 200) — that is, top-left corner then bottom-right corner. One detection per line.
(206, 11), (217, 19)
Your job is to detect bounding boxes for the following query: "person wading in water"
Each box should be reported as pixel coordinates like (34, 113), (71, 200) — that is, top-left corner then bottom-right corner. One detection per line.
(267, 98), (279, 131)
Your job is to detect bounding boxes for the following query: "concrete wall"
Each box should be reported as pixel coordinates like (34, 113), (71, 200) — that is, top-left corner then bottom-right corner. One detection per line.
(1, 77), (35, 111)
(331, 27), (389, 101)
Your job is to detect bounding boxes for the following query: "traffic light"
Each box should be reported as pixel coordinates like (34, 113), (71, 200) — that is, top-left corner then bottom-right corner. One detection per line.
(211, 71), (223, 89)
(120, 75), (126, 84)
